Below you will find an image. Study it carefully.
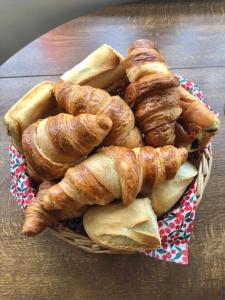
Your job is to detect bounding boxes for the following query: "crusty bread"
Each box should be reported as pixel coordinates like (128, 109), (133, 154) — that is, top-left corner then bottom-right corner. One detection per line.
(83, 198), (161, 251)
(150, 162), (198, 216)
(61, 44), (126, 91)
(4, 81), (57, 150)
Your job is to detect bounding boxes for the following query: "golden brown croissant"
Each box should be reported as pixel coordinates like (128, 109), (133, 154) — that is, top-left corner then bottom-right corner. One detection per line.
(22, 181), (87, 236)
(22, 113), (112, 181)
(175, 86), (220, 151)
(54, 81), (143, 148)
(4, 45), (126, 151)
(124, 39), (182, 147)
(22, 145), (188, 236)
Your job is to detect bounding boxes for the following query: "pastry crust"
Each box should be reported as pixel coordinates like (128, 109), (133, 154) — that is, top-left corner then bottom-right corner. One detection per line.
(22, 113), (112, 181)
(83, 198), (161, 251)
(22, 181), (87, 236)
(150, 161), (198, 216)
(124, 39), (181, 147)
(176, 86), (220, 150)
(54, 81), (143, 148)
(4, 81), (57, 150)
(61, 43), (126, 91)
(4, 45), (127, 151)
(22, 145), (188, 235)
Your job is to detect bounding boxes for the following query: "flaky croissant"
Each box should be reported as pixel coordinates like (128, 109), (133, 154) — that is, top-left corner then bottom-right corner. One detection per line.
(22, 181), (87, 236)
(4, 44), (127, 151)
(175, 86), (220, 151)
(22, 145), (188, 236)
(54, 81), (143, 148)
(124, 39), (182, 147)
(22, 113), (112, 181)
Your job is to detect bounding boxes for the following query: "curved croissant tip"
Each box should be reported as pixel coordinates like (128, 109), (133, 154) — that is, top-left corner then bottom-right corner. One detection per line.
(178, 147), (188, 164)
(128, 39), (157, 53)
(97, 115), (113, 131)
(53, 80), (61, 90)
(53, 80), (69, 95)
(22, 221), (45, 237)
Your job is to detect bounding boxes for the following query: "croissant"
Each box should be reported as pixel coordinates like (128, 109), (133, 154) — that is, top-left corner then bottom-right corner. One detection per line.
(22, 181), (87, 236)
(54, 81), (143, 148)
(124, 39), (182, 147)
(4, 44), (127, 151)
(175, 86), (220, 151)
(22, 145), (188, 236)
(22, 113), (112, 181)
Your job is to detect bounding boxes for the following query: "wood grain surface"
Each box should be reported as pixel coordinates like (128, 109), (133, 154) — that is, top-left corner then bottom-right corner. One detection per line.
(0, 1), (225, 299)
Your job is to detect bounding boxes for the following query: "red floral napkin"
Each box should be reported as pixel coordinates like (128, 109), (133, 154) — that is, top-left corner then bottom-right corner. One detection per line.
(9, 76), (209, 264)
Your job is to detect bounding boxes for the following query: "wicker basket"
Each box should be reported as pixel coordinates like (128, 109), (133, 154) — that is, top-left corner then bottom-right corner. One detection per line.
(7, 75), (214, 258)
(51, 144), (212, 254)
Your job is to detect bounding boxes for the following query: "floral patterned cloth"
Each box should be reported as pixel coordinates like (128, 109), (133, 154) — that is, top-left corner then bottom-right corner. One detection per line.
(8, 76), (210, 264)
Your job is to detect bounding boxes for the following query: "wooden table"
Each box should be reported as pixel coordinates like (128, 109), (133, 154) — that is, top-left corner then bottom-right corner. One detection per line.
(0, 1), (225, 299)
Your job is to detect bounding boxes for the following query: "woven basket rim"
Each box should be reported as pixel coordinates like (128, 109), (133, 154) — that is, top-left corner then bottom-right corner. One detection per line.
(51, 143), (213, 254)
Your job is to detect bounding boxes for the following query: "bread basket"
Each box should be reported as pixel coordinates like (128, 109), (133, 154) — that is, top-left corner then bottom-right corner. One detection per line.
(51, 143), (212, 254)
(8, 76), (215, 263)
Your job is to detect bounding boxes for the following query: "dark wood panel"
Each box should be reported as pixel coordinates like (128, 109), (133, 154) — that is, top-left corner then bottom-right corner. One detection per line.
(1, 0), (225, 77)
(0, 67), (224, 299)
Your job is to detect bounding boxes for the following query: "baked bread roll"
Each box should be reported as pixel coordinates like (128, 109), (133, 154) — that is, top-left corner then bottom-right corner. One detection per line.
(61, 43), (126, 91)
(150, 161), (198, 216)
(22, 113), (112, 181)
(124, 39), (182, 147)
(22, 145), (188, 236)
(83, 198), (161, 251)
(175, 86), (220, 151)
(4, 81), (57, 150)
(54, 81), (143, 148)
